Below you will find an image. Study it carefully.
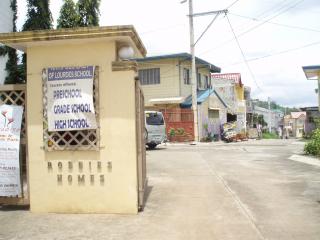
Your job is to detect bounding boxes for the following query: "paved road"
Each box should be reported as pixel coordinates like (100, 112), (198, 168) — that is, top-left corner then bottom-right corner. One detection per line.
(0, 139), (319, 240)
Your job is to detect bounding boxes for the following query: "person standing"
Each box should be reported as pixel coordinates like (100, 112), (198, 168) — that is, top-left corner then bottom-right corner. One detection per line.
(278, 126), (283, 139)
(257, 124), (262, 139)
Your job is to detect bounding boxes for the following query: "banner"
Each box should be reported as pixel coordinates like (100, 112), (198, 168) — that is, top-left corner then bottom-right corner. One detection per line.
(46, 66), (97, 132)
(0, 104), (23, 197)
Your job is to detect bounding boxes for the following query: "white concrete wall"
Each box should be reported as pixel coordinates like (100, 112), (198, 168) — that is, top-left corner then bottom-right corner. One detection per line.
(0, 0), (13, 85)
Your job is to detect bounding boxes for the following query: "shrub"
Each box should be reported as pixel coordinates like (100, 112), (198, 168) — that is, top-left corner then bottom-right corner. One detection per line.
(262, 132), (279, 139)
(169, 128), (175, 137)
(304, 128), (320, 156)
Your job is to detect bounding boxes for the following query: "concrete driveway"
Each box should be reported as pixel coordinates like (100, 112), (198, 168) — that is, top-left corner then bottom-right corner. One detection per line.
(0, 139), (319, 240)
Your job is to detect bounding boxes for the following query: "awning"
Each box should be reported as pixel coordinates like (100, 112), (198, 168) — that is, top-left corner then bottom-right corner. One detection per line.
(302, 65), (320, 80)
(149, 96), (185, 105)
(180, 89), (214, 108)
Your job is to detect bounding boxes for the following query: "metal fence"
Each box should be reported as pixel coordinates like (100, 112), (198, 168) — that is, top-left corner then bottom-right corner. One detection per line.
(161, 108), (194, 142)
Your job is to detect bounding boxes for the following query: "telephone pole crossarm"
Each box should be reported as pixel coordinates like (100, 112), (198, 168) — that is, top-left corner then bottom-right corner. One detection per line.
(189, 9), (228, 17)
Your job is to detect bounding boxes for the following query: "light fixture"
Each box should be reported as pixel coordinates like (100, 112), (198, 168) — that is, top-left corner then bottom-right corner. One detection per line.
(118, 46), (134, 60)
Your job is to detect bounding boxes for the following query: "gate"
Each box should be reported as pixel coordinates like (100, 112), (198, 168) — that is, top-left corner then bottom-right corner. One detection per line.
(162, 108), (194, 142)
(135, 80), (147, 211)
(0, 84), (29, 205)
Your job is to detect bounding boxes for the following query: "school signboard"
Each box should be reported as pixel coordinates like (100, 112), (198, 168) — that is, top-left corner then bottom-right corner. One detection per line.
(46, 66), (97, 132)
(0, 104), (23, 196)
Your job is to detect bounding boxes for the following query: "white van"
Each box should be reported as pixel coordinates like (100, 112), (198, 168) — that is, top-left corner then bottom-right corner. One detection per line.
(145, 111), (166, 149)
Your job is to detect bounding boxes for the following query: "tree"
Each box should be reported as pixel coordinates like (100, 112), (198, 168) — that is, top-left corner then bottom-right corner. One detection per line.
(22, 0), (53, 31)
(0, 0), (22, 84)
(57, 0), (79, 29)
(21, 0), (53, 82)
(77, 0), (101, 27)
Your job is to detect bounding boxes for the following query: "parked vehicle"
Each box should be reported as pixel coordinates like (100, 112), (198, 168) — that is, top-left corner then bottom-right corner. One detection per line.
(145, 111), (166, 149)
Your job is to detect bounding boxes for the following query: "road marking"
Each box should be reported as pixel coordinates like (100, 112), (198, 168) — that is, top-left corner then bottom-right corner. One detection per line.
(288, 155), (320, 167)
(291, 141), (305, 145)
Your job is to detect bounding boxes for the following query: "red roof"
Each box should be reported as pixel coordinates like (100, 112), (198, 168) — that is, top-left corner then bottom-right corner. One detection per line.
(211, 73), (243, 86)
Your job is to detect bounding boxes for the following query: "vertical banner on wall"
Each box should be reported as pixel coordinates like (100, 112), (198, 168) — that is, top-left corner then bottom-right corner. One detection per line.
(0, 104), (23, 197)
(46, 66), (97, 132)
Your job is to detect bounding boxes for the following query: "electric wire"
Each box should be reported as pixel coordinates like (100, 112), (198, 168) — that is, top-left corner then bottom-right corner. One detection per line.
(222, 39), (320, 67)
(229, 12), (320, 33)
(226, 0), (241, 9)
(199, 0), (306, 56)
(226, 14), (262, 92)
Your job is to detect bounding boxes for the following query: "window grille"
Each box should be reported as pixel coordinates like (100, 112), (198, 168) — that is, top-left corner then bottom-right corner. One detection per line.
(139, 68), (160, 85)
(183, 68), (190, 85)
(209, 109), (219, 119)
(42, 66), (100, 151)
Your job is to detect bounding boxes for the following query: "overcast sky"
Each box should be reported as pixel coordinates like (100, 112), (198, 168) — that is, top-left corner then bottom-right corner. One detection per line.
(17, 0), (320, 107)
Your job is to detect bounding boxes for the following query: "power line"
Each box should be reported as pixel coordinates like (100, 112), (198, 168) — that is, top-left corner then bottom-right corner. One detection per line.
(199, 0), (306, 56)
(226, 0), (241, 9)
(222, 39), (320, 67)
(229, 12), (320, 33)
(226, 14), (262, 91)
(228, 0), (291, 34)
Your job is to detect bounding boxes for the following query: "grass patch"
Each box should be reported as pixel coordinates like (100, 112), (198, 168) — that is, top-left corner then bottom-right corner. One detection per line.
(262, 132), (279, 139)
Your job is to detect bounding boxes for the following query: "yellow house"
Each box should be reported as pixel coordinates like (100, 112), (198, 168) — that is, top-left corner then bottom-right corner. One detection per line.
(0, 26), (148, 214)
(135, 53), (227, 140)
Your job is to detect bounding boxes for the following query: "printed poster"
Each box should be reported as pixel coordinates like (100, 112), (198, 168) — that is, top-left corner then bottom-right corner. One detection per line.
(0, 104), (23, 197)
(46, 66), (97, 132)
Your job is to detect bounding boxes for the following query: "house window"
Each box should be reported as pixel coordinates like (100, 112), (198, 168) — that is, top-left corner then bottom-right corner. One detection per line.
(204, 75), (209, 89)
(197, 73), (201, 89)
(139, 68), (160, 85)
(309, 116), (314, 123)
(209, 109), (219, 119)
(183, 68), (190, 85)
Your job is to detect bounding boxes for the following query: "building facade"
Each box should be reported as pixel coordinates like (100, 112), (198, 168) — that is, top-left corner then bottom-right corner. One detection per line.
(253, 106), (284, 132)
(283, 112), (306, 138)
(300, 107), (320, 135)
(0, 0), (13, 85)
(211, 73), (247, 132)
(135, 53), (226, 140)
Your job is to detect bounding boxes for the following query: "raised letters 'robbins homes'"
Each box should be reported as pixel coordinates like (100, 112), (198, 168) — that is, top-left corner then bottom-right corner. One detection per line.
(135, 53), (228, 140)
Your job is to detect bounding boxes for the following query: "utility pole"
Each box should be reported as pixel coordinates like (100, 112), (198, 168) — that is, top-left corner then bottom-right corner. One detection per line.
(268, 97), (272, 133)
(188, 0), (199, 142)
(184, 0), (227, 142)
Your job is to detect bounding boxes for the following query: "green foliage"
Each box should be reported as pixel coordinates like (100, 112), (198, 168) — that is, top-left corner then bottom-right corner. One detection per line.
(176, 128), (185, 136)
(0, 0), (22, 84)
(77, 0), (101, 27)
(57, 0), (79, 29)
(169, 128), (175, 137)
(262, 132), (279, 139)
(23, 0), (53, 31)
(5, 46), (23, 84)
(252, 113), (267, 127)
(168, 128), (186, 137)
(21, 0), (53, 82)
(304, 128), (320, 156)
